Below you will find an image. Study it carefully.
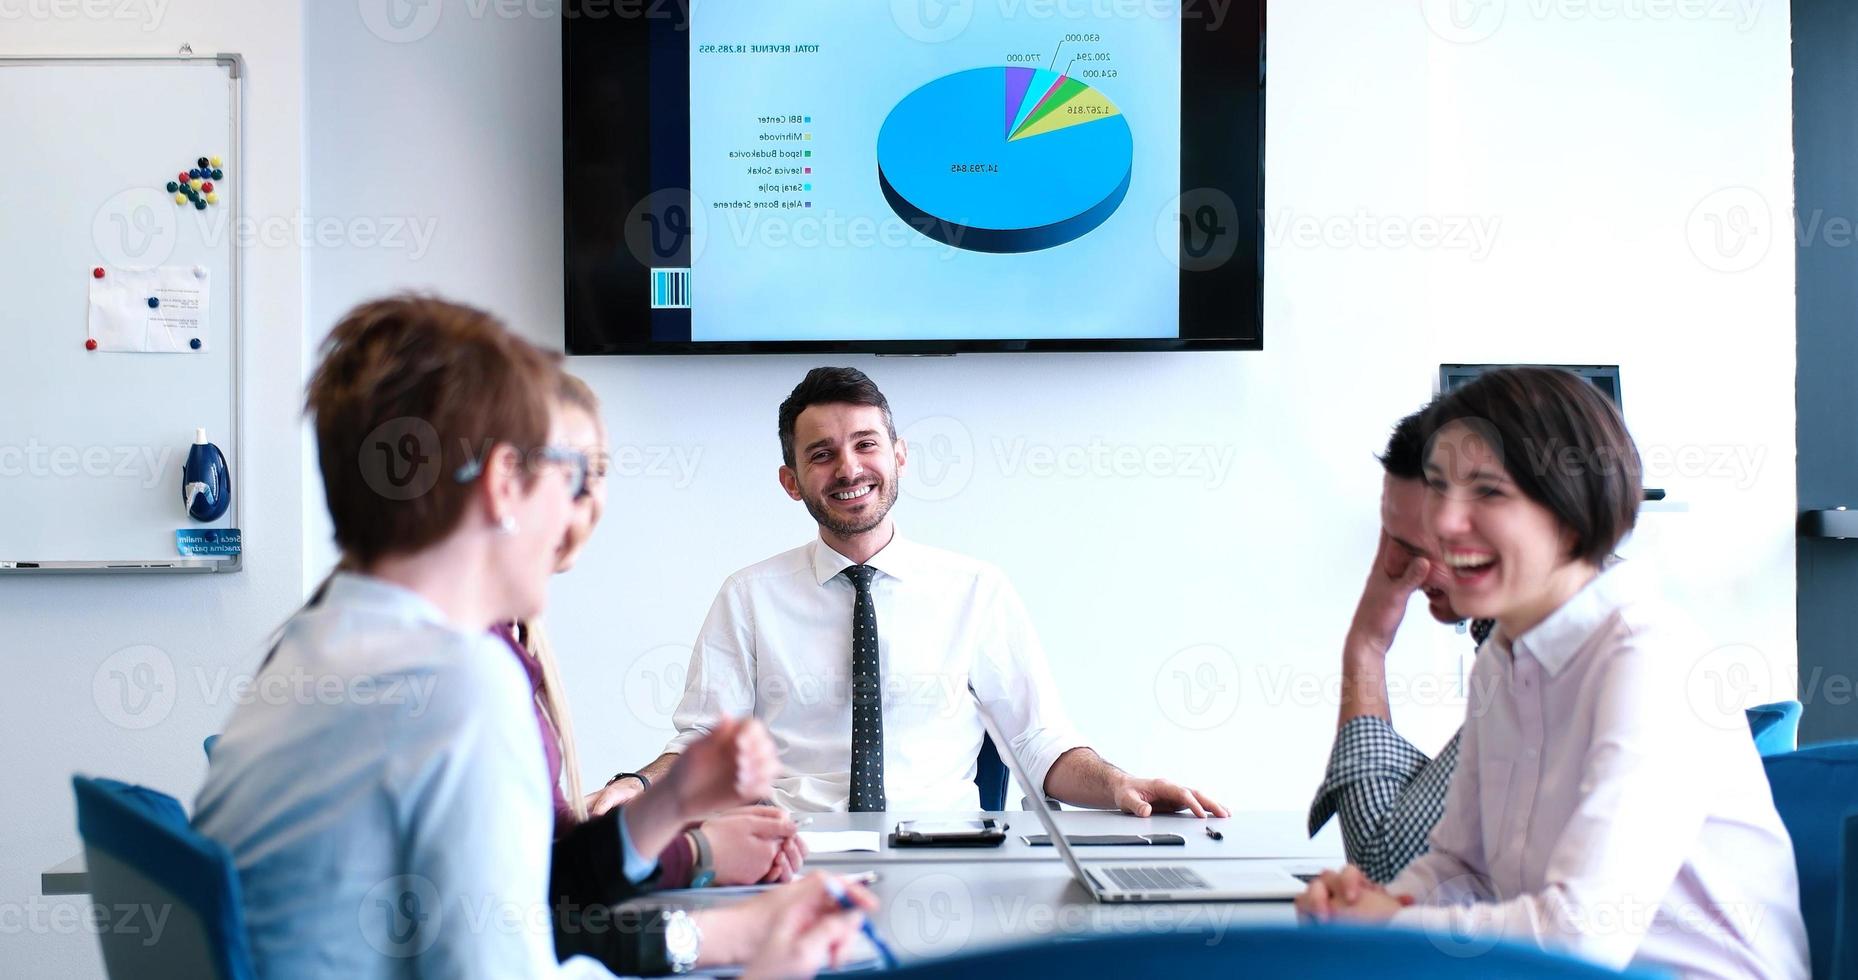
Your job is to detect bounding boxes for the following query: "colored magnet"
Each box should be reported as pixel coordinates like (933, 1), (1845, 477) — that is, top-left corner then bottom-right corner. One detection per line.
(197, 156), (209, 169)
(147, 297), (159, 308)
(205, 193), (218, 205)
(193, 265), (206, 279)
(209, 156), (221, 167)
(189, 338), (202, 350)
(174, 193), (187, 205)
(201, 181), (213, 193)
(189, 178), (203, 191)
(179, 170), (190, 182)
(193, 198), (206, 210)
(85, 338), (98, 351)
(189, 168), (201, 179)
(92, 267), (104, 279)
(166, 181), (178, 193)
(210, 169), (223, 180)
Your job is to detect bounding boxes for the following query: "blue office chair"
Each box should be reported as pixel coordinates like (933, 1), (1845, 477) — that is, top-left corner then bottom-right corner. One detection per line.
(975, 733), (1008, 811)
(202, 733), (220, 759)
(881, 925), (1659, 978)
(1764, 741), (1858, 979)
(1748, 700), (1804, 756)
(72, 776), (255, 980)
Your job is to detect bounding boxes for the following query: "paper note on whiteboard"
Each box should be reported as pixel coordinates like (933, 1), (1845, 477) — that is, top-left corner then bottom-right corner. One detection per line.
(87, 266), (210, 353)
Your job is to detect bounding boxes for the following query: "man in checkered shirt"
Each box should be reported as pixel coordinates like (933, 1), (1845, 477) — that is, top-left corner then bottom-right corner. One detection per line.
(1306, 406), (1494, 883)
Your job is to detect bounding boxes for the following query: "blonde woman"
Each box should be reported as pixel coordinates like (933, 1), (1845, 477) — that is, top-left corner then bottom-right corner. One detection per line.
(517, 373), (811, 974)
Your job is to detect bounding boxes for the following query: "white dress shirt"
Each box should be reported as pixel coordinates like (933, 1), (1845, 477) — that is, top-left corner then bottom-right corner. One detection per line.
(667, 532), (1086, 812)
(194, 573), (615, 979)
(1388, 564), (1808, 979)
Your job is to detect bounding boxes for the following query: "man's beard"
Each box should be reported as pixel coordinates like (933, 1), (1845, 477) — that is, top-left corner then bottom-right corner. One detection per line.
(803, 477), (900, 537)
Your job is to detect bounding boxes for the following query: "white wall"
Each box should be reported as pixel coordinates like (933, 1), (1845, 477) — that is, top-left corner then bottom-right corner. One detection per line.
(3, 0), (1797, 974)
(0, 3), (305, 976)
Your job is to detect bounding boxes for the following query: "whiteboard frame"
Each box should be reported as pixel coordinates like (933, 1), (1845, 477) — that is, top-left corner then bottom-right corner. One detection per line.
(0, 53), (245, 574)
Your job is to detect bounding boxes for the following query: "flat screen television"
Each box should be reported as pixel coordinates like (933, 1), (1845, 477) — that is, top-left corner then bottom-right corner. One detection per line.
(564, 1), (1265, 355)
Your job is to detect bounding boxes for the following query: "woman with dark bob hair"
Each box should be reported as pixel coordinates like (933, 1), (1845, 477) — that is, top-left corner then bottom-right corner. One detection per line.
(1298, 367), (1807, 979)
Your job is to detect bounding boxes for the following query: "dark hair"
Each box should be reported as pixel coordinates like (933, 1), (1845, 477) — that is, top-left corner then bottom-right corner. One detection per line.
(777, 367), (897, 468)
(1378, 404), (1435, 480)
(1423, 366), (1640, 566)
(306, 295), (560, 567)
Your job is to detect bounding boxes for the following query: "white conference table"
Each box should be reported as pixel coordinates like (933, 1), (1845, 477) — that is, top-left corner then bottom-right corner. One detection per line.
(682, 809), (1343, 964)
(796, 809), (1342, 865)
(46, 809), (1345, 964)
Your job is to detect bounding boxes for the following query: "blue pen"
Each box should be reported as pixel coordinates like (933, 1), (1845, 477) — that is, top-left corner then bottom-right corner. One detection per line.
(824, 874), (897, 969)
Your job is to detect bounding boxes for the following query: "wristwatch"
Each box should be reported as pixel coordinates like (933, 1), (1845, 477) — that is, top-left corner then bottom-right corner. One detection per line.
(663, 909), (702, 975)
(610, 771), (651, 791)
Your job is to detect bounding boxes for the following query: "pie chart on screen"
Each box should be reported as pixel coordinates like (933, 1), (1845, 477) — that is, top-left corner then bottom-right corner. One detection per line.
(876, 66), (1134, 253)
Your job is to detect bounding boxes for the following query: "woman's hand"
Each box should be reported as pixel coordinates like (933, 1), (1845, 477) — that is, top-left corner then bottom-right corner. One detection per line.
(740, 874), (878, 980)
(702, 805), (808, 884)
(1294, 864), (1411, 923)
(696, 873), (879, 977)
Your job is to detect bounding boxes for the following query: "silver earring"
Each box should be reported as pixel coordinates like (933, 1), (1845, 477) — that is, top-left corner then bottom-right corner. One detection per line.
(498, 515), (518, 535)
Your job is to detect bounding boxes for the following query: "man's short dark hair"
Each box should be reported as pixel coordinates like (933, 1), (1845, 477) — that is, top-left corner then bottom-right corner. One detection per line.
(778, 367), (897, 468)
(1378, 404), (1435, 481)
(1424, 366), (1641, 566)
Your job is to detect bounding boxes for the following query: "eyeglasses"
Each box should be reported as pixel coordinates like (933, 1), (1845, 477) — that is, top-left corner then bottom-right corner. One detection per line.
(452, 446), (592, 501)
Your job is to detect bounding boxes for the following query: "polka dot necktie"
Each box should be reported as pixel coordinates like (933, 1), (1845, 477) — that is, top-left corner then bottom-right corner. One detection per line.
(842, 564), (886, 812)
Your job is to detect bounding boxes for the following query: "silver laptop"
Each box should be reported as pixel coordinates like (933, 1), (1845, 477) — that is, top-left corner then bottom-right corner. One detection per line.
(976, 700), (1307, 903)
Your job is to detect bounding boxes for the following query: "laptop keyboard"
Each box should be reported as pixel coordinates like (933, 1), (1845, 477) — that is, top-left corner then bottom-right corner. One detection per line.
(1104, 866), (1209, 891)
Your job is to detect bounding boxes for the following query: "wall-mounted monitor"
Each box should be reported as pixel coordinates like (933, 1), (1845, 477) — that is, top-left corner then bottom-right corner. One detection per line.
(1440, 364), (1624, 411)
(564, 1), (1264, 355)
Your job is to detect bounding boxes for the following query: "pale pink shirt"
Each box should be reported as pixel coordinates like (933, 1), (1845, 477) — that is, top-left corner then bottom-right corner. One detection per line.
(1389, 564), (1808, 980)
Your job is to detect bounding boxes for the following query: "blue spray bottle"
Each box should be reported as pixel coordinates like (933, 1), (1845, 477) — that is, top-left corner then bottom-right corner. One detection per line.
(182, 428), (231, 522)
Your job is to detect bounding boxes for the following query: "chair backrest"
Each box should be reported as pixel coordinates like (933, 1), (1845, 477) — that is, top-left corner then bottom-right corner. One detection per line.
(975, 732), (1008, 811)
(72, 776), (255, 980)
(1763, 741), (1858, 980)
(202, 733), (220, 759)
(1748, 700), (1805, 756)
(881, 925), (1661, 979)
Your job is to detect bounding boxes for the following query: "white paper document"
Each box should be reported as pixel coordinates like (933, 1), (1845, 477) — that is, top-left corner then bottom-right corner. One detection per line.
(87, 266), (210, 353)
(798, 830), (881, 853)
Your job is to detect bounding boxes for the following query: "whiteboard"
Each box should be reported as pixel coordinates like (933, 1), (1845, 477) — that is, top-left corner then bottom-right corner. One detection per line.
(0, 56), (243, 572)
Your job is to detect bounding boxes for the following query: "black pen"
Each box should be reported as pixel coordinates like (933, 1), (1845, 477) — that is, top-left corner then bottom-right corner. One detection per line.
(1205, 825), (1223, 841)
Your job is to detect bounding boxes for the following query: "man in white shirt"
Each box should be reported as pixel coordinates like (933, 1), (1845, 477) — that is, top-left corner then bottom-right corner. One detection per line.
(594, 367), (1228, 815)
